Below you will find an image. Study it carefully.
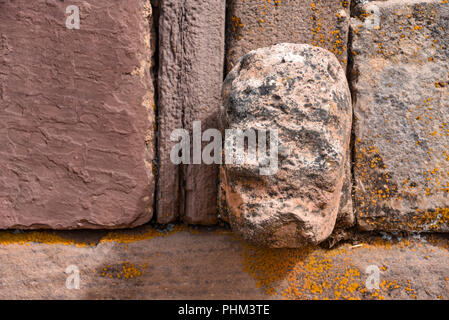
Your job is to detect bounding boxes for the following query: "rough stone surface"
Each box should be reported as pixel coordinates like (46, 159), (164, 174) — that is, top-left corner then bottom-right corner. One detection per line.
(219, 43), (352, 247)
(351, 0), (449, 232)
(0, 227), (448, 300)
(0, 0), (156, 229)
(225, 0), (351, 73)
(226, 0), (355, 232)
(156, 0), (225, 225)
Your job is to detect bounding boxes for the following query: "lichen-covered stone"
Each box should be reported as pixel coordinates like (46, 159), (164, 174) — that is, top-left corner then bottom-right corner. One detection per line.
(351, 0), (449, 232)
(0, 0), (156, 229)
(219, 43), (352, 247)
(225, 0), (355, 231)
(225, 0), (351, 72)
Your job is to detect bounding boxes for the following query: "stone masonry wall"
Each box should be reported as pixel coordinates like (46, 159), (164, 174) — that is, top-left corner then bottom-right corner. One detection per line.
(0, 0), (448, 245)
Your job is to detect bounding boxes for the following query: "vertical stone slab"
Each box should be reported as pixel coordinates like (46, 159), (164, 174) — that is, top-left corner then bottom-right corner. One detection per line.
(157, 0), (225, 224)
(182, 0), (226, 225)
(351, 0), (449, 232)
(156, 0), (184, 224)
(225, 0), (354, 229)
(0, 0), (156, 228)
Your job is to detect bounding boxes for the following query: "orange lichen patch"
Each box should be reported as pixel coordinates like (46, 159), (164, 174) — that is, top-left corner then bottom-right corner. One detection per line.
(0, 225), (186, 246)
(241, 241), (369, 300)
(354, 3), (447, 60)
(435, 81), (448, 88)
(99, 225), (186, 244)
(353, 140), (399, 224)
(229, 1), (350, 68)
(0, 231), (91, 247)
(241, 244), (313, 295)
(100, 261), (147, 280)
(340, 0), (349, 9)
(308, 1), (348, 66)
(426, 234), (449, 249)
(241, 236), (448, 300)
(285, 257), (364, 300)
(412, 208), (449, 231)
(355, 135), (449, 230)
(231, 15), (244, 33)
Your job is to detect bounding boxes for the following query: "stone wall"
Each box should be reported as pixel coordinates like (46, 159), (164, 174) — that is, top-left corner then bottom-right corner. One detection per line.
(0, 0), (448, 245)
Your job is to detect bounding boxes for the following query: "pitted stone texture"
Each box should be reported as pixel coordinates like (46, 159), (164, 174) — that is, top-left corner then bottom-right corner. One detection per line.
(336, 147), (355, 229)
(351, 0), (449, 232)
(0, 0), (156, 229)
(157, 0), (225, 225)
(225, 0), (355, 230)
(219, 43), (352, 247)
(225, 0), (351, 73)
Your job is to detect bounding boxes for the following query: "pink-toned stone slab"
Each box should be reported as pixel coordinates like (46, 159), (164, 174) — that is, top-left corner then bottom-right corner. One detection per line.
(157, 0), (225, 224)
(0, 0), (156, 229)
(225, 0), (354, 231)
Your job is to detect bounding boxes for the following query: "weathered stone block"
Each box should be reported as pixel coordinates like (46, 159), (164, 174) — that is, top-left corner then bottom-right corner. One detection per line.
(157, 0), (225, 224)
(351, 0), (449, 232)
(226, 0), (351, 72)
(219, 43), (352, 247)
(226, 0), (354, 231)
(0, 0), (156, 228)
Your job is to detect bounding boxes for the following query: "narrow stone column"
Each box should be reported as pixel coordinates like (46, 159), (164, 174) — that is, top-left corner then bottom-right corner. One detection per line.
(157, 0), (226, 224)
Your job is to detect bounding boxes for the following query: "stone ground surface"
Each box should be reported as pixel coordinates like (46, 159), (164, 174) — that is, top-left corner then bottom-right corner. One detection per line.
(0, 225), (447, 300)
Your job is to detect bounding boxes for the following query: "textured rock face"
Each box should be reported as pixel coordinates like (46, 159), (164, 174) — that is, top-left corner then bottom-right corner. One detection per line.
(156, 0), (225, 225)
(0, 0), (156, 229)
(226, 0), (351, 72)
(351, 0), (449, 232)
(219, 43), (352, 247)
(226, 0), (355, 231)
